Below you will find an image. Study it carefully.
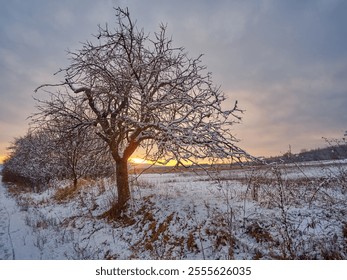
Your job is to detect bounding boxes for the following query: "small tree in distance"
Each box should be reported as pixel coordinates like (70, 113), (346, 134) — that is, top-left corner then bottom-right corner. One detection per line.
(34, 8), (249, 216)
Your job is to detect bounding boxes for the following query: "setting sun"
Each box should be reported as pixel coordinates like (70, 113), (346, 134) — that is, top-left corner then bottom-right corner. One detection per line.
(129, 157), (151, 165)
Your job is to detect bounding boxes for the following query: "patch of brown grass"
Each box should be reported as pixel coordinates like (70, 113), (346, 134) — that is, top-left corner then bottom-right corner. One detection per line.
(53, 179), (90, 202)
(246, 222), (273, 243)
(53, 185), (77, 201)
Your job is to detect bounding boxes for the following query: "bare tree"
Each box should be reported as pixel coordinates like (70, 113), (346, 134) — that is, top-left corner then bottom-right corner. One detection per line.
(42, 120), (114, 189)
(34, 8), (248, 215)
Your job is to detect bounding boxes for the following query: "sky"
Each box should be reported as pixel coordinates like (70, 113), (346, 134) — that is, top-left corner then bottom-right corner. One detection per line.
(1, 0), (347, 162)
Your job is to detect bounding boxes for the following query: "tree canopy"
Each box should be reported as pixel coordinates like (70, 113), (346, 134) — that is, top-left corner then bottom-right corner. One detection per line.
(33, 7), (249, 214)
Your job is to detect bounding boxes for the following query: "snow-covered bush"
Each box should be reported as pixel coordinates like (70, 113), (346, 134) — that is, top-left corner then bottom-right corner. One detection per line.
(2, 132), (57, 191)
(2, 127), (114, 191)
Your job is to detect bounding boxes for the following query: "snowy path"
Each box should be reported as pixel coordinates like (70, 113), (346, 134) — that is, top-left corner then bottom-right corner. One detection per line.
(0, 188), (14, 259)
(0, 177), (40, 259)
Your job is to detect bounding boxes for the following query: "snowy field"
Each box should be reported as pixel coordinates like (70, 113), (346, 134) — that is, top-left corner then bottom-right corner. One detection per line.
(1, 160), (347, 260)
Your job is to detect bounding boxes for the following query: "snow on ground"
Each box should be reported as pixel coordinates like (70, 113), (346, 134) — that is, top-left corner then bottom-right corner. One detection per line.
(0, 177), (41, 259)
(1, 161), (347, 260)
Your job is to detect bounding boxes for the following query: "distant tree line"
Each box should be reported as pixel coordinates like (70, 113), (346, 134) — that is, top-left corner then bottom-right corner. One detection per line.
(265, 138), (347, 164)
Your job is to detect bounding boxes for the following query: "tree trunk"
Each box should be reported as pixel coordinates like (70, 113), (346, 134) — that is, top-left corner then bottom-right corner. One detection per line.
(101, 157), (130, 219)
(115, 158), (130, 212)
(73, 178), (78, 190)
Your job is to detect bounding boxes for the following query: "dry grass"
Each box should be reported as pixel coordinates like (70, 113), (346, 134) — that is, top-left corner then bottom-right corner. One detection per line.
(246, 222), (273, 243)
(53, 179), (91, 202)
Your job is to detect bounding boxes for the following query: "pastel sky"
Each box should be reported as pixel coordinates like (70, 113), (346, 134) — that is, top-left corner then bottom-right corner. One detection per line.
(1, 0), (347, 162)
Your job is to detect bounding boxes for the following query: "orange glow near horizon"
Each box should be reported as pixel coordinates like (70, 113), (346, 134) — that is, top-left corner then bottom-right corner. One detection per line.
(129, 157), (152, 165)
(0, 155), (7, 164)
(129, 157), (219, 167)
(129, 157), (179, 167)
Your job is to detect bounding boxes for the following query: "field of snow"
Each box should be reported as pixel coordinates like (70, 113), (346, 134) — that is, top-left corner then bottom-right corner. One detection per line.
(1, 160), (347, 260)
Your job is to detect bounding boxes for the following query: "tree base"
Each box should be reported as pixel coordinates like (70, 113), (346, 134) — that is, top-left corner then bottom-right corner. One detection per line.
(99, 203), (136, 225)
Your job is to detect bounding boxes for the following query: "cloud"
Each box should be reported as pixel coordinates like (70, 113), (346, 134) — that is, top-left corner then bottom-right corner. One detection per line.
(1, 0), (347, 159)
(0, 0), (116, 157)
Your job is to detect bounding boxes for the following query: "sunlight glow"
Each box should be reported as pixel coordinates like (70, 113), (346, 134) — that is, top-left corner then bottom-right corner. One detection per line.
(0, 155), (7, 164)
(129, 157), (215, 167)
(129, 157), (179, 166)
(129, 157), (152, 165)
